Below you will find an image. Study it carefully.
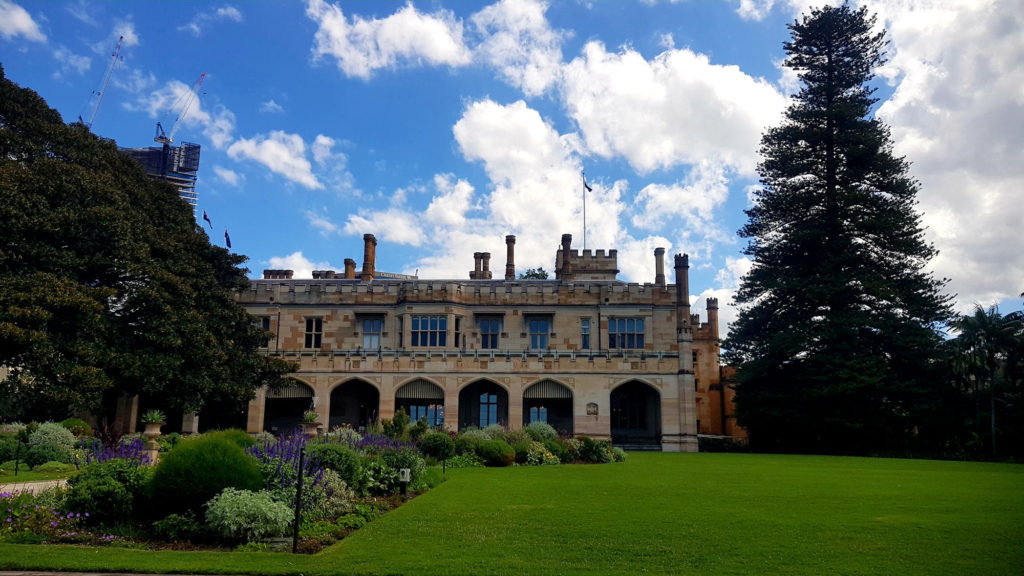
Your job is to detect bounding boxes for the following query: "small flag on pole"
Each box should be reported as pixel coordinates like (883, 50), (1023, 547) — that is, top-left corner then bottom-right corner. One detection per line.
(224, 229), (232, 249)
(583, 172), (592, 192)
(202, 210), (213, 229)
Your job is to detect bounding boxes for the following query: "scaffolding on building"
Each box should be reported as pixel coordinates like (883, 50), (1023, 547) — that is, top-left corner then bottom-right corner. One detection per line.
(120, 142), (202, 210)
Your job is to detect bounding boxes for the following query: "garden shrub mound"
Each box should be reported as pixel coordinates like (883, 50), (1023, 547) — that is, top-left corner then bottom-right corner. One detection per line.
(205, 429), (256, 449)
(65, 458), (153, 525)
(205, 488), (292, 543)
(306, 442), (362, 490)
(149, 434), (263, 515)
(477, 439), (515, 467)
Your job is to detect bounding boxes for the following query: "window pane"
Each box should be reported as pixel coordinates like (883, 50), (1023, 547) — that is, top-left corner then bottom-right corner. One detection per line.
(412, 317), (420, 331)
(439, 332), (447, 346)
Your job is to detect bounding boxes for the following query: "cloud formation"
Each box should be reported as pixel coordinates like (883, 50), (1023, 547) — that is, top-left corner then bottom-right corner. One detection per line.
(179, 5), (243, 37)
(267, 251), (333, 280)
(0, 1), (46, 42)
(130, 79), (236, 149)
(227, 130), (323, 190)
(471, 0), (566, 96)
(52, 46), (91, 78)
(307, 0), (472, 79)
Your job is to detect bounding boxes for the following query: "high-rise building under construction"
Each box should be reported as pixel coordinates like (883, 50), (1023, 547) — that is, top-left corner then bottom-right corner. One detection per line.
(120, 141), (201, 211)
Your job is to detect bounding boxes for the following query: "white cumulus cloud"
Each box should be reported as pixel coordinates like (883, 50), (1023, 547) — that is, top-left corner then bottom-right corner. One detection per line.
(52, 46), (91, 78)
(0, 1), (46, 42)
(267, 251), (333, 280)
(260, 99), (285, 114)
(213, 165), (241, 186)
(470, 0), (567, 97)
(227, 130), (323, 190)
(179, 5), (243, 36)
(129, 78), (236, 149)
(306, 0), (471, 79)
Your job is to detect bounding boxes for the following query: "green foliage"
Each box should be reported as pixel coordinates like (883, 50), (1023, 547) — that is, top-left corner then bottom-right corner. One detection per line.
(307, 442), (363, 491)
(512, 440), (532, 464)
(203, 428), (255, 449)
(64, 458), (152, 525)
(419, 432), (455, 461)
(32, 460), (76, 473)
(476, 439), (515, 467)
(544, 438), (570, 463)
(148, 434), (263, 515)
(0, 66), (295, 420)
(25, 443), (71, 467)
(381, 447), (426, 488)
(28, 422), (76, 452)
(382, 409), (410, 439)
(724, 4), (953, 454)
(0, 490), (81, 541)
(455, 428), (488, 454)
(525, 441), (560, 466)
(336, 513), (367, 530)
(151, 512), (205, 542)
(524, 421), (558, 442)
(305, 469), (354, 520)
(361, 456), (400, 495)
(576, 437), (613, 464)
(155, 432), (182, 452)
(444, 452), (484, 468)
(204, 488), (292, 543)
(518, 267), (549, 279)
(611, 447), (628, 463)
(0, 436), (17, 462)
(408, 417), (430, 441)
(59, 418), (93, 438)
(482, 424), (505, 439)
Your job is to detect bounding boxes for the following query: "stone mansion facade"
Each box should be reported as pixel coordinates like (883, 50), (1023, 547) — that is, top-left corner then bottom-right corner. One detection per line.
(234, 233), (742, 452)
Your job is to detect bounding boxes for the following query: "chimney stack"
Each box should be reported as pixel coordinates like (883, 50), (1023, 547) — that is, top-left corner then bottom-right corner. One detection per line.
(674, 253), (691, 333)
(559, 233), (573, 280)
(263, 269), (294, 280)
(505, 235), (516, 280)
(654, 247), (666, 287)
(360, 234), (377, 281)
(344, 258), (357, 279)
(482, 252), (492, 279)
(470, 252), (482, 279)
(706, 297), (719, 339)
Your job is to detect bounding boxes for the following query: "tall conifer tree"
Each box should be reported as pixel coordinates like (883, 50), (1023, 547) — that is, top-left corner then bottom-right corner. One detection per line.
(724, 5), (952, 453)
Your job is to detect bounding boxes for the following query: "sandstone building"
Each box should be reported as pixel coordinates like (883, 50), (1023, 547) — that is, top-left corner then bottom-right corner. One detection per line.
(235, 233), (742, 452)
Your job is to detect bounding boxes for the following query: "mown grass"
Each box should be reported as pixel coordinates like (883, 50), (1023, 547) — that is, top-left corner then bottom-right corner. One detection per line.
(0, 467), (76, 484)
(1, 453), (1021, 575)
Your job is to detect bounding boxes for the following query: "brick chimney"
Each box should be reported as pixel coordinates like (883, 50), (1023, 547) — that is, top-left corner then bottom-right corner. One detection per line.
(558, 234), (573, 280)
(505, 235), (516, 280)
(481, 252), (492, 279)
(263, 269), (294, 280)
(360, 234), (377, 281)
(344, 258), (357, 279)
(706, 297), (719, 339)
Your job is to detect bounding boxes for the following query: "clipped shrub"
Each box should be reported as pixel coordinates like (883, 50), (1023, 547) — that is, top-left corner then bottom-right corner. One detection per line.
(612, 446), (628, 462)
(26, 443), (71, 467)
(577, 436), (613, 464)
(60, 418), (93, 438)
(499, 428), (531, 446)
(455, 428), (488, 455)
(1, 459), (28, 473)
(64, 458), (153, 524)
(445, 452), (483, 468)
(0, 436), (22, 463)
(476, 439), (515, 467)
(306, 469), (354, 520)
(524, 421), (558, 442)
(307, 442), (363, 491)
(419, 432), (455, 461)
(149, 434), (263, 515)
(205, 428), (255, 449)
(32, 460), (76, 473)
(205, 488), (292, 543)
(156, 432), (183, 452)
(63, 474), (130, 525)
(252, 431), (276, 446)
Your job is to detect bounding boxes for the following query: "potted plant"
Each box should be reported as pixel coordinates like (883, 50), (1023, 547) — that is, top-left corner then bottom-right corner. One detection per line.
(141, 409), (166, 438)
(301, 410), (320, 437)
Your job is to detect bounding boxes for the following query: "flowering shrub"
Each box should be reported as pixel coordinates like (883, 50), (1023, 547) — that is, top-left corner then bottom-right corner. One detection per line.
(526, 441), (561, 466)
(1, 490), (84, 541)
(563, 437), (582, 462)
(306, 442), (362, 492)
(327, 425), (361, 445)
(80, 437), (150, 466)
(246, 431), (325, 509)
(305, 469), (354, 520)
(205, 488), (292, 543)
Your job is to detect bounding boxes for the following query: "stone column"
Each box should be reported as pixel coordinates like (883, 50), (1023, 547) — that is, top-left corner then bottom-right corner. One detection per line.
(505, 235), (516, 281)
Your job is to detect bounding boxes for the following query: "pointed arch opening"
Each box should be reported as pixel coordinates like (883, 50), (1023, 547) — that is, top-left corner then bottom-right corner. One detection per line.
(395, 379), (445, 427)
(458, 380), (508, 430)
(523, 380), (574, 435)
(610, 380), (661, 445)
(329, 380), (379, 432)
(264, 379), (315, 434)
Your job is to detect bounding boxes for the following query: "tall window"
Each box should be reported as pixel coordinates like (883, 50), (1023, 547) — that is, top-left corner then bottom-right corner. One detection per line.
(407, 404), (444, 427)
(608, 318), (645, 349)
(528, 318), (550, 350)
(411, 315), (447, 347)
(304, 317), (323, 349)
(362, 317), (382, 349)
(455, 317), (462, 349)
(580, 318), (591, 350)
(480, 392), (498, 427)
(478, 317), (501, 349)
(529, 405), (548, 423)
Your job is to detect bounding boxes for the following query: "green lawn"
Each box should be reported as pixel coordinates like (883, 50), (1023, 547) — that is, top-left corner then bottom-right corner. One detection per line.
(1, 453), (1022, 575)
(0, 468), (76, 484)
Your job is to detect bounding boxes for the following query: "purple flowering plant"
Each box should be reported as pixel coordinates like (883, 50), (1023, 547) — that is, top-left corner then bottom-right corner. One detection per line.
(0, 490), (84, 540)
(246, 429), (326, 508)
(79, 437), (150, 467)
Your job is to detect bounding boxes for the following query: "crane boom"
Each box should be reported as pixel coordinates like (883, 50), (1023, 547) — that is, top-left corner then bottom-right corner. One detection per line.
(154, 73), (206, 144)
(82, 35), (124, 129)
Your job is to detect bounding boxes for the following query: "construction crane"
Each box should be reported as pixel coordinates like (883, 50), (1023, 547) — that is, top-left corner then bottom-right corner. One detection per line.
(154, 72), (206, 144)
(79, 35), (124, 129)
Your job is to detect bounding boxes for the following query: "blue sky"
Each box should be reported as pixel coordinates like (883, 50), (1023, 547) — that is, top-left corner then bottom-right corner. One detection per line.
(2, 0), (1022, 332)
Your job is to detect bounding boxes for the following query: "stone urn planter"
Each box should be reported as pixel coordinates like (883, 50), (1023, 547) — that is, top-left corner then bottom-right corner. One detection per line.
(140, 409), (165, 465)
(301, 411), (320, 438)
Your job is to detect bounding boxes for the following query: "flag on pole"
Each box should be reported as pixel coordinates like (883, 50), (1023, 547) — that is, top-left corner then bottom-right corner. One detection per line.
(202, 210), (213, 229)
(583, 172), (592, 192)
(224, 229), (232, 249)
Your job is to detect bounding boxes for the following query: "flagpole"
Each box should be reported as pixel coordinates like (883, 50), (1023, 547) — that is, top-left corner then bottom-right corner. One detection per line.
(582, 170), (587, 251)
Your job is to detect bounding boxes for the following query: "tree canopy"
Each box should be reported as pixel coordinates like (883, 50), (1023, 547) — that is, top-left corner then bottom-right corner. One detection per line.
(0, 64), (293, 421)
(518, 267), (549, 280)
(722, 5), (952, 454)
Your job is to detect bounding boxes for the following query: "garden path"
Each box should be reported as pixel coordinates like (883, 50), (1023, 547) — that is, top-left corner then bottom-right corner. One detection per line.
(0, 479), (67, 494)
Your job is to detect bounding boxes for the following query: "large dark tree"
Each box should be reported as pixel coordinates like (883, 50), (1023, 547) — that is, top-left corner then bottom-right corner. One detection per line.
(723, 5), (952, 454)
(0, 64), (293, 421)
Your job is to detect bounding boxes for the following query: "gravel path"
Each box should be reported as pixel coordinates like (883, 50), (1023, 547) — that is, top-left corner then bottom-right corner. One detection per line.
(0, 478), (68, 494)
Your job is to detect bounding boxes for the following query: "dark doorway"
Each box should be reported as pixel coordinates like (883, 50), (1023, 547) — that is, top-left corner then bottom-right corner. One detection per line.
(523, 380), (573, 435)
(458, 381), (509, 430)
(610, 381), (661, 445)
(395, 380), (445, 427)
(264, 380), (315, 434)
(329, 380), (379, 432)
